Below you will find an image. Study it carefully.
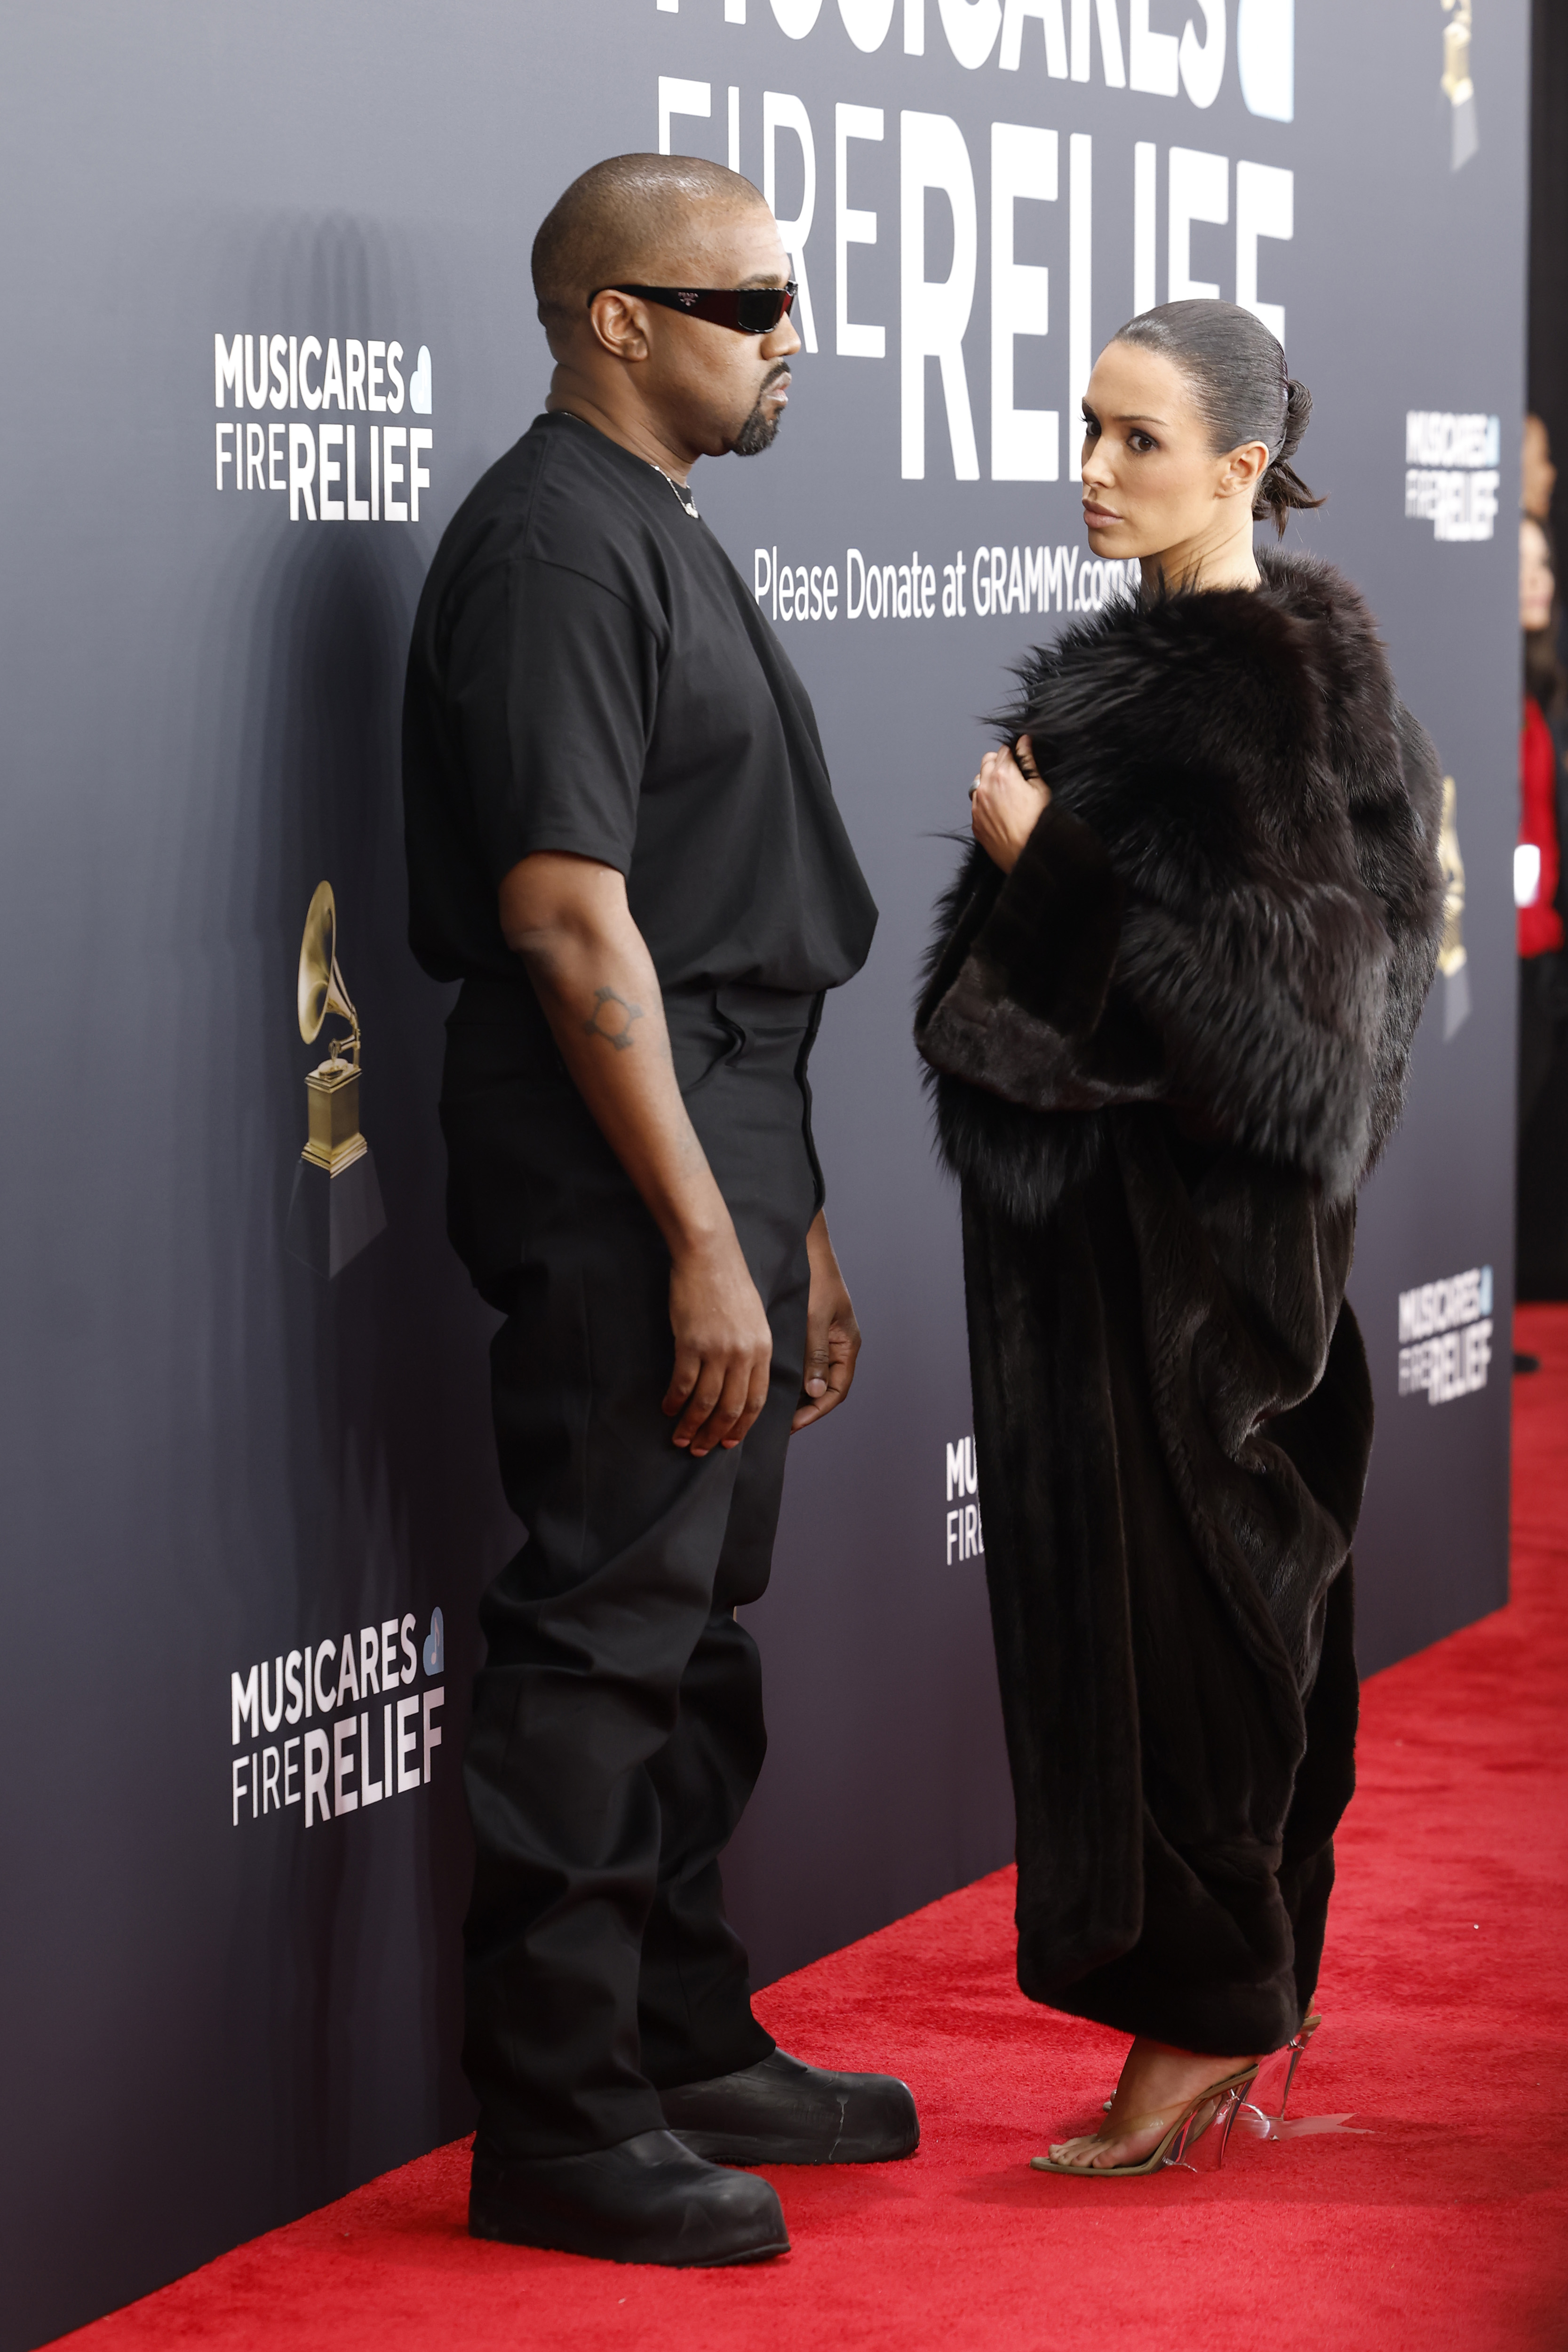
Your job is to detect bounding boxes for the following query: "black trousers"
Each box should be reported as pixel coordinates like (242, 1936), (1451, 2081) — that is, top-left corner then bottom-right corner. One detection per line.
(440, 976), (823, 2159)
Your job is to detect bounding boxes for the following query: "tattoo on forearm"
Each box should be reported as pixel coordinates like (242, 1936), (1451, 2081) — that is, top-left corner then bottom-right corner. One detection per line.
(584, 986), (644, 1052)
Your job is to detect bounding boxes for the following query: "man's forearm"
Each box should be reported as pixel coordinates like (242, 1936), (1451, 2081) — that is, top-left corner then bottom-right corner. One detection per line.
(499, 855), (732, 1259)
(499, 852), (773, 1457)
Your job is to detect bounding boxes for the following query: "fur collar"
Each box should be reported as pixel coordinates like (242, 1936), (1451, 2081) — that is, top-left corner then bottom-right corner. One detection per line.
(1005, 548), (1401, 888)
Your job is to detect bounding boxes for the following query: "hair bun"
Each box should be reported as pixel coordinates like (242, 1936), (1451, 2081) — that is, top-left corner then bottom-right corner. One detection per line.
(1256, 378), (1322, 534)
(1279, 377), (1312, 464)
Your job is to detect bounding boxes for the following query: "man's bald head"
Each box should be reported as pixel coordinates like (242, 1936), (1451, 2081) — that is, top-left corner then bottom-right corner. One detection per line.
(532, 153), (772, 339)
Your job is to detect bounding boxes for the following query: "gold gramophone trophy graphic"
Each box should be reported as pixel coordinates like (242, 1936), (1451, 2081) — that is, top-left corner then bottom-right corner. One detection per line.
(1441, 0), (1478, 173)
(1438, 775), (1471, 1041)
(284, 881), (387, 1277)
(298, 881), (366, 1172)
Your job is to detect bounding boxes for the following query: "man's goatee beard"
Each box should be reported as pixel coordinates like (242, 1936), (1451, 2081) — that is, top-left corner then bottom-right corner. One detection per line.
(735, 403), (781, 456)
(735, 369), (788, 457)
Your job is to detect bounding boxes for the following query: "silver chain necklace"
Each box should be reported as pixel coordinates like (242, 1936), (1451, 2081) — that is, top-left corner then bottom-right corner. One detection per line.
(650, 465), (699, 519)
(559, 409), (698, 518)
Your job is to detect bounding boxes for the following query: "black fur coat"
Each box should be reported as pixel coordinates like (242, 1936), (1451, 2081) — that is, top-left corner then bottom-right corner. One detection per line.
(915, 550), (1443, 2053)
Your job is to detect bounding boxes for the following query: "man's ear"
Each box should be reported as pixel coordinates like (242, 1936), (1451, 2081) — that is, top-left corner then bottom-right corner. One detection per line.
(586, 290), (651, 364)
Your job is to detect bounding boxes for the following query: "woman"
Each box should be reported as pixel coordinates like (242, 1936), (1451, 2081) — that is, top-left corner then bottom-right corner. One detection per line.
(915, 302), (1444, 2176)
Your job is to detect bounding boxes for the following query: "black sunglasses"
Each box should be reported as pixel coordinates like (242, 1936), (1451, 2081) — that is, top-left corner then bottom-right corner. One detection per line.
(591, 282), (797, 335)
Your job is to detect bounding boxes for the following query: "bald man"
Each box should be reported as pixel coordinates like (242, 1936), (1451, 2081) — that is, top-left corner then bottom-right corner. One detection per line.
(402, 156), (915, 2266)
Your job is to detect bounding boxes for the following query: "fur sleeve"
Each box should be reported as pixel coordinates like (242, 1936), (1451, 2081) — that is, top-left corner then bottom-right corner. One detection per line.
(915, 825), (1119, 1225)
(915, 803), (1153, 1121)
(917, 806), (1393, 1200)
(1112, 869), (1392, 1195)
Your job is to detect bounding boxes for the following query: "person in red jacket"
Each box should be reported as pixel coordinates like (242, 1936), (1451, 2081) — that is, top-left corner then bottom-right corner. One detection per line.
(1517, 512), (1568, 1310)
(1518, 517), (1562, 961)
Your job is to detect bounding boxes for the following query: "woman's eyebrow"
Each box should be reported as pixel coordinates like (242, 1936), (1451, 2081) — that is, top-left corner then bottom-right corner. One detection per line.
(1113, 413), (1167, 426)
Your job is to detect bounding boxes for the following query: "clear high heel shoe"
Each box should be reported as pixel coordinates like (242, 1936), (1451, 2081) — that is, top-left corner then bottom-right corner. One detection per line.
(1098, 2015), (1324, 2118)
(1031, 2064), (1261, 2178)
(1242, 2010), (1322, 2126)
(1100, 2024), (1311, 2120)
(1276, 2011), (1322, 2120)
(1234, 2011), (1325, 2140)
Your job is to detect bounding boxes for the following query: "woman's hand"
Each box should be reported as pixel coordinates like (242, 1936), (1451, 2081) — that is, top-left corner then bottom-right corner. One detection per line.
(970, 734), (1050, 873)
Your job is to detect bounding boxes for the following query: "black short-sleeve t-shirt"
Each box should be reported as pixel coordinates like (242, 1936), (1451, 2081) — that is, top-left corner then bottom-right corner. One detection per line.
(402, 411), (878, 995)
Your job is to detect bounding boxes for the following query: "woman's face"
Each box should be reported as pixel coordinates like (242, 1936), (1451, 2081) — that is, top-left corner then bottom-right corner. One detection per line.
(1080, 341), (1269, 561)
(1522, 414), (1556, 524)
(1521, 517), (1554, 633)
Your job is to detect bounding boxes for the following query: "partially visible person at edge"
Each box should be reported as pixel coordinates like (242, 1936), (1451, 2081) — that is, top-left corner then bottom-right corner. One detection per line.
(1516, 506), (1568, 1305)
(1522, 411), (1556, 525)
(915, 301), (1445, 2176)
(401, 153), (910, 2271)
(1523, 412), (1568, 698)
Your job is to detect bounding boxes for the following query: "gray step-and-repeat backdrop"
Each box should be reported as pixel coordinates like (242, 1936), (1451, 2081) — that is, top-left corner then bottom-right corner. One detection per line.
(0, 3), (1525, 2343)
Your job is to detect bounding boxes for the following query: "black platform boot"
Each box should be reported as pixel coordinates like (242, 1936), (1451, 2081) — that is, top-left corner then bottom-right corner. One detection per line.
(469, 2129), (789, 2266)
(660, 2048), (920, 2165)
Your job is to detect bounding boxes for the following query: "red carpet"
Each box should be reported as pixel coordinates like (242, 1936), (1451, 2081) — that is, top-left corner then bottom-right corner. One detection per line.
(55, 1310), (1568, 2352)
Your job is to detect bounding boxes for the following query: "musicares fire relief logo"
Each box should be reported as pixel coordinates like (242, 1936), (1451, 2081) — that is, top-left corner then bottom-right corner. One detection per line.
(230, 1606), (445, 1830)
(1404, 410), (1500, 544)
(213, 332), (434, 522)
(1398, 1267), (1493, 1406)
(945, 1433), (985, 1565)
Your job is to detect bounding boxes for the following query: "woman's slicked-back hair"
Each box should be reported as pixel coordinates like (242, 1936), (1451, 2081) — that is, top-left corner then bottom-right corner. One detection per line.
(1111, 299), (1323, 535)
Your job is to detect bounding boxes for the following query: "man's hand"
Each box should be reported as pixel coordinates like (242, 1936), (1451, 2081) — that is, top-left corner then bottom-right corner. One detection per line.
(970, 731), (1050, 874)
(791, 1211), (861, 1432)
(664, 1234), (774, 1457)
